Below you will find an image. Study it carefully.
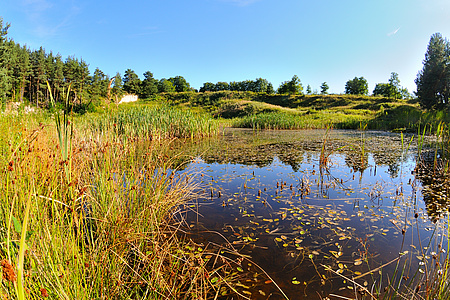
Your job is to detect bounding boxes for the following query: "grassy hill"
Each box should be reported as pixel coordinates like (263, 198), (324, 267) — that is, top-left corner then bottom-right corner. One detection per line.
(142, 91), (448, 132)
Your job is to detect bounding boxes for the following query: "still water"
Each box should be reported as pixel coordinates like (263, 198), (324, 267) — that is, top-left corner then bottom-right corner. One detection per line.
(174, 128), (446, 299)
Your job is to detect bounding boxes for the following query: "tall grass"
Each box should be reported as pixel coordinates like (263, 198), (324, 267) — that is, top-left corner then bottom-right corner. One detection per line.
(85, 104), (219, 141)
(232, 111), (366, 130)
(0, 105), (229, 298)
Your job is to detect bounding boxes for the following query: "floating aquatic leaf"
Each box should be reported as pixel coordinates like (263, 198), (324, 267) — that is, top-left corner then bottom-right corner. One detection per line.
(354, 260), (363, 266)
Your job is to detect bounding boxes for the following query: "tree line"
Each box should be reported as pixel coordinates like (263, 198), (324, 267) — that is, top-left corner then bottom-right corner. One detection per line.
(0, 18), (197, 107)
(0, 17), (447, 109)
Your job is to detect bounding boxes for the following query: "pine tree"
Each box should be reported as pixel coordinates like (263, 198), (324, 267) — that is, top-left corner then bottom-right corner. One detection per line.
(123, 69), (141, 95)
(30, 47), (48, 107)
(320, 82), (329, 95)
(13, 43), (31, 102)
(415, 33), (450, 109)
(140, 71), (158, 98)
(91, 67), (109, 99)
(52, 54), (65, 103)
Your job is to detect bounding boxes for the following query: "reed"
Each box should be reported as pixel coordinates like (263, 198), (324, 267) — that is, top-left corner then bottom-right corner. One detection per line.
(84, 103), (219, 141)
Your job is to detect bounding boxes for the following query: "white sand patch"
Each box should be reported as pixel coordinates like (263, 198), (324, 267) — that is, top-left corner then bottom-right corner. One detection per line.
(119, 94), (138, 104)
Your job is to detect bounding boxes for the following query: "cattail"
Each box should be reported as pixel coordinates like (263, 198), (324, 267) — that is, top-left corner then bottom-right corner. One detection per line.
(1, 259), (16, 282)
(40, 288), (49, 297)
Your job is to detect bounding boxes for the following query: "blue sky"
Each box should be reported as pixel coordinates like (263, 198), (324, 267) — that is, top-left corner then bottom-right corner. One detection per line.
(2, 0), (450, 94)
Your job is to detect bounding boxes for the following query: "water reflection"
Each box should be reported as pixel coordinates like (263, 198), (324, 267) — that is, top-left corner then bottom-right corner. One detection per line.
(168, 129), (447, 299)
(415, 150), (450, 222)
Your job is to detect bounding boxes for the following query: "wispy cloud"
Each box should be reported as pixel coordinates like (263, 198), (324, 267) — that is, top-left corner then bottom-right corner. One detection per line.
(20, 0), (81, 40)
(129, 27), (162, 38)
(387, 27), (400, 37)
(22, 0), (53, 21)
(219, 0), (261, 7)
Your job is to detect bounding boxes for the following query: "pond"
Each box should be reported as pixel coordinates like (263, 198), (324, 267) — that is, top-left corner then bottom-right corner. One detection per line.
(172, 128), (447, 299)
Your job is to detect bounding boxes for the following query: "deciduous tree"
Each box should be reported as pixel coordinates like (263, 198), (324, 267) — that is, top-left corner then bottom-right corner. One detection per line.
(215, 81), (229, 91)
(168, 76), (190, 92)
(111, 72), (123, 102)
(345, 77), (368, 95)
(373, 72), (405, 99)
(199, 82), (215, 92)
(278, 75), (303, 95)
(158, 78), (175, 93)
